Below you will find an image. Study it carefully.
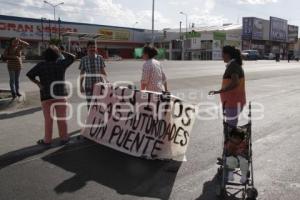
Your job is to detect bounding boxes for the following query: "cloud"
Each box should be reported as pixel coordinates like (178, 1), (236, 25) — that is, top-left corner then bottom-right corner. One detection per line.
(167, 0), (188, 6)
(188, 0), (228, 26)
(0, 0), (228, 29)
(0, 0), (173, 29)
(238, 0), (278, 4)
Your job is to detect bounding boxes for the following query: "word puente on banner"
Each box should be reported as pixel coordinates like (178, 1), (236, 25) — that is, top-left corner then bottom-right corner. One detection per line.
(81, 83), (197, 161)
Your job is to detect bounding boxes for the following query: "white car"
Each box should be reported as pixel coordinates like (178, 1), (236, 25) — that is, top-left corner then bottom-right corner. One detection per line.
(263, 53), (275, 60)
(108, 55), (122, 61)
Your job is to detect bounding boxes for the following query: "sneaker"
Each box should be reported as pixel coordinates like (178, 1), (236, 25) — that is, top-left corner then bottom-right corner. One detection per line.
(227, 171), (235, 182)
(16, 92), (22, 97)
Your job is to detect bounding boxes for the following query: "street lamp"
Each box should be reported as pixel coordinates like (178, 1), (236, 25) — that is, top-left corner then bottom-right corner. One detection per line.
(152, 0), (155, 44)
(180, 12), (188, 61)
(133, 21), (139, 28)
(44, 0), (64, 21)
(132, 22), (139, 41)
(180, 11), (188, 36)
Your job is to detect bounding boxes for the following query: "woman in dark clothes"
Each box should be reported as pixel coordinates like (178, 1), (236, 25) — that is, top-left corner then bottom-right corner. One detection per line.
(209, 46), (246, 127)
(27, 46), (75, 146)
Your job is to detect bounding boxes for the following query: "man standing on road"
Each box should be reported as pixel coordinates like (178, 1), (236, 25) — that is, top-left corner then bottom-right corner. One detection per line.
(79, 41), (108, 109)
(3, 38), (29, 98)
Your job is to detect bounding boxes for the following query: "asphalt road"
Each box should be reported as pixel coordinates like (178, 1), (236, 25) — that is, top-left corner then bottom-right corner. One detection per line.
(0, 60), (300, 200)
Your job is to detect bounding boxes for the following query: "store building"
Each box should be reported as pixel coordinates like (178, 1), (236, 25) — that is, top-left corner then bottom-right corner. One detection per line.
(0, 15), (147, 59)
(157, 24), (242, 60)
(242, 16), (299, 57)
(1, 14), (298, 61)
(155, 16), (299, 61)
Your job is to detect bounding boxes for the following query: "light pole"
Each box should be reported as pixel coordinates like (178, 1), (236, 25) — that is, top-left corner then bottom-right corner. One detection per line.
(152, 0), (155, 44)
(44, 1), (64, 21)
(180, 12), (188, 37)
(132, 21), (138, 41)
(180, 12), (188, 60)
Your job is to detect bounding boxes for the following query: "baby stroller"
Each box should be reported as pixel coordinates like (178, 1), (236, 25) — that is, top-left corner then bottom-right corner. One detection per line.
(216, 103), (258, 200)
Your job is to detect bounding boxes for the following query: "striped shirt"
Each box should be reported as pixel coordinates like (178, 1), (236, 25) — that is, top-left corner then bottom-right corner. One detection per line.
(79, 54), (106, 92)
(4, 46), (23, 71)
(141, 59), (167, 92)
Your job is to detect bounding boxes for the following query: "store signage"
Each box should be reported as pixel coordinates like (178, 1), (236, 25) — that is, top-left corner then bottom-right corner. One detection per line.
(99, 29), (130, 41)
(242, 17), (253, 40)
(252, 18), (263, 40)
(213, 32), (226, 41)
(288, 25), (299, 43)
(0, 22), (77, 33)
(185, 30), (201, 39)
(270, 17), (288, 42)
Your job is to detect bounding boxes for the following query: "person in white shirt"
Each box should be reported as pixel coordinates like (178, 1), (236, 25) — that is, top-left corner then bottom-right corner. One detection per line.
(141, 46), (168, 92)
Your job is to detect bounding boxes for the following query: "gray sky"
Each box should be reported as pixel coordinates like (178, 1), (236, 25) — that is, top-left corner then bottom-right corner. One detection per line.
(0, 0), (299, 29)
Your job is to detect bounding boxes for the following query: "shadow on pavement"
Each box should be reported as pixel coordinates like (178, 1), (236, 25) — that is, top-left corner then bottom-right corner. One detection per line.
(0, 130), (80, 169)
(196, 173), (242, 200)
(42, 141), (182, 200)
(196, 173), (219, 200)
(0, 106), (41, 120)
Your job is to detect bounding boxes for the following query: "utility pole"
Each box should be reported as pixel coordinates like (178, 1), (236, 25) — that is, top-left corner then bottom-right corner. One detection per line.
(41, 18), (44, 44)
(180, 12), (188, 60)
(152, 0), (155, 44)
(132, 21), (138, 41)
(58, 17), (61, 41)
(180, 21), (182, 40)
(48, 19), (52, 40)
(180, 12), (188, 37)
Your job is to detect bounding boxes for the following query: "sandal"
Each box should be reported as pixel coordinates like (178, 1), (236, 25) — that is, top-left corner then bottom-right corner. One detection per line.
(37, 139), (51, 146)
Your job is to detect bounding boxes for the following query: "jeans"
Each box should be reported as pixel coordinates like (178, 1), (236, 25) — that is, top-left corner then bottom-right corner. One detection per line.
(225, 107), (244, 127)
(8, 70), (21, 96)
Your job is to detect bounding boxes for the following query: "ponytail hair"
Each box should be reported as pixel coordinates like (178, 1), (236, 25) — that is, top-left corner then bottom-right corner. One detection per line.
(223, 45), (243, 66)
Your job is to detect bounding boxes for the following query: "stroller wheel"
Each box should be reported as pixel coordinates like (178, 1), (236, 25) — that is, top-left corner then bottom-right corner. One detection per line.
(246, 188), (258, 199)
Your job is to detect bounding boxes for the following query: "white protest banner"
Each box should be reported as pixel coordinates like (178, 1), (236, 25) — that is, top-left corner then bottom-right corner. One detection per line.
(81, 83), (197, 161)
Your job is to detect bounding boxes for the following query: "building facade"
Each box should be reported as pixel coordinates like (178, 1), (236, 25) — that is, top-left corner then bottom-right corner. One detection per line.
(0, 15), (147, 59)
(157, 24), (242, 61)
(1, 14), (298, 61)
(242, 16), (299, 57)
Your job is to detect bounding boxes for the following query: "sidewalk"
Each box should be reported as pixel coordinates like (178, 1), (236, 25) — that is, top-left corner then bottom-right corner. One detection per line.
(0, 90), (41, 115)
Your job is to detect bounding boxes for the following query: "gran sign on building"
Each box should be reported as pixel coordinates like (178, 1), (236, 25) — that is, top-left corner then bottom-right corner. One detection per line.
(0, 15), (146, 58)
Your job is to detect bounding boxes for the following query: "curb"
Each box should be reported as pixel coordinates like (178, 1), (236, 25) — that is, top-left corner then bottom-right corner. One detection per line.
(0, 105), (41, 120)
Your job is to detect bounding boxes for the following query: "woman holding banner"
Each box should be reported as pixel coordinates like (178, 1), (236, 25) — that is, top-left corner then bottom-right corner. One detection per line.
(209, 46), (246, 127)
(141, 46), (168, 92)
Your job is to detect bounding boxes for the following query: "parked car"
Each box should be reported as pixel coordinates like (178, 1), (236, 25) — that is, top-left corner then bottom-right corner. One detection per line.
(107, 55), (122, 61)
(263, 53), (276, 60)
(242, 50), (260, 60)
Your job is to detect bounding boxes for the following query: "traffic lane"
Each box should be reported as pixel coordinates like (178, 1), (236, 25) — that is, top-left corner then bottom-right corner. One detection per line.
(169, 74), (300, 199)
(0, 68), (300, 199)
(0, 60), (300, 92)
